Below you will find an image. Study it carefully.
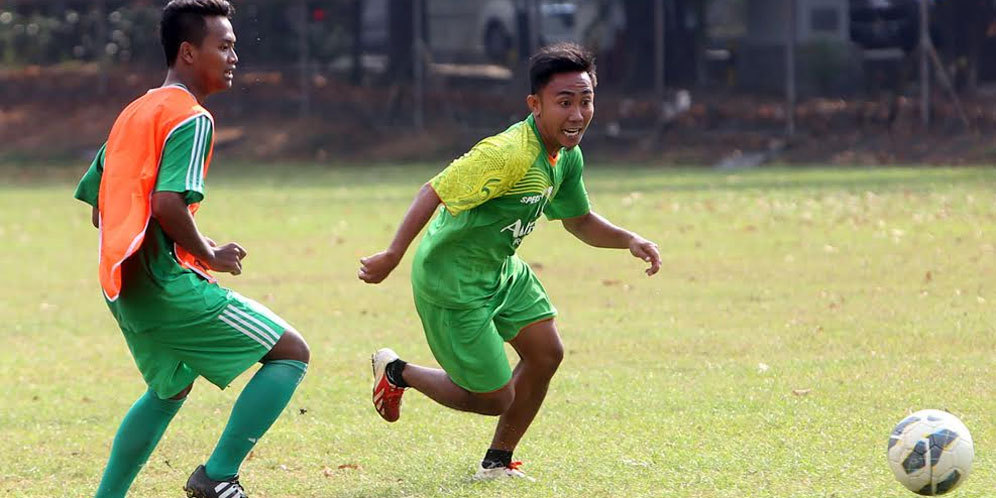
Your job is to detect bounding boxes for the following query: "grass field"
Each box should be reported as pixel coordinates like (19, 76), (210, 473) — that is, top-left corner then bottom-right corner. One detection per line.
(2, 163), (996, 497)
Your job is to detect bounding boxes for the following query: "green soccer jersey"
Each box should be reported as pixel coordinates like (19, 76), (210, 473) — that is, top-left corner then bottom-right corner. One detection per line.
(412, 114), (591, 308)
(74, 112), (219, 331)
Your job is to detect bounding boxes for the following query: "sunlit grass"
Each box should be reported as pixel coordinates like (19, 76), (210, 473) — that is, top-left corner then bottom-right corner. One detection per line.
(1, 164), (995, 497)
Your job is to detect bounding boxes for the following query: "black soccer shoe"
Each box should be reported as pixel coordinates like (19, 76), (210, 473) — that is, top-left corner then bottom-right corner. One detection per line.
(184, 465), (248, 498)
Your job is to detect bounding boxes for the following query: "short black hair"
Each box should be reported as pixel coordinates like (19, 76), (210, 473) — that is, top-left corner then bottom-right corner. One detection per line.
(528, 42), (597, 94)
(161, 0), (234, 67)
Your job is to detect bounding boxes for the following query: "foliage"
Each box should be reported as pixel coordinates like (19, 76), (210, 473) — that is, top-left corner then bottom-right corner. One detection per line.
(0, 1), (355, 68)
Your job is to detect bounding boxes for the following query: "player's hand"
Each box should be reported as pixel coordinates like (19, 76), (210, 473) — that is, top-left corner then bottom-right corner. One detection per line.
(359, 250), (401, 284)
(209, 242), (247, 275)
(628, 235), (661, 276)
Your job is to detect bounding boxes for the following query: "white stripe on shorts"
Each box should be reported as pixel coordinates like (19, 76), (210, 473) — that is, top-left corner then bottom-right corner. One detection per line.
(225, 305), (282, 344)
(218, 310), (275, 348)
(221, 306), (278, 345)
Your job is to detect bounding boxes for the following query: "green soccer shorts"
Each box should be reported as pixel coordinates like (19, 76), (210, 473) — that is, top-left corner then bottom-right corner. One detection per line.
(413, 258), (557, 393)
(113, 289), (292, 399)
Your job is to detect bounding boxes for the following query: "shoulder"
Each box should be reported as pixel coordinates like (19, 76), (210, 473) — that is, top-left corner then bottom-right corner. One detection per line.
(166, 113), (213, 142)
(564, 145), (583, 162)
(118, 88), (213, 136)
(466, 120), (542, 177)
(562, 146), (584, 170)
(178, 112), (213, 130)
(151, 87), (214, 126)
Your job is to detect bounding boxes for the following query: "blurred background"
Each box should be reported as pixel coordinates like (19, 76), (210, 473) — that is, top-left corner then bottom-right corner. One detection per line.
(2, 0), (996, 165)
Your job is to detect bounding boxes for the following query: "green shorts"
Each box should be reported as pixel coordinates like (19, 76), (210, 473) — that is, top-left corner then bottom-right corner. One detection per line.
(110, 289), (291, 399)
(413, 259), (557, 393)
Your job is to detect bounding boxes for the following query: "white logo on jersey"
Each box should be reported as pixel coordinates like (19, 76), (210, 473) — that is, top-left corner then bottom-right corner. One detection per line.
(503, 187), (554, 247)
(501, 218), (537, 238)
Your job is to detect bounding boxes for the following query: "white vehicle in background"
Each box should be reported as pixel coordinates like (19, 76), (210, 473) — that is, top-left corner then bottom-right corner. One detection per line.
(362, 0), (623, 66)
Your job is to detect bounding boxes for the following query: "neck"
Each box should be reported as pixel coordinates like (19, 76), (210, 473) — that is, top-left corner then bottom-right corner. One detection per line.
(163, 69), (205, 103)
(537, 131), (560, 157)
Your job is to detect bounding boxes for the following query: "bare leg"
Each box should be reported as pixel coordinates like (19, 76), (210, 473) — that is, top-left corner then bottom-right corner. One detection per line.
(488, 318), (563, 451)
(402, 363), (514, 416)
(202, 328), (310, 482)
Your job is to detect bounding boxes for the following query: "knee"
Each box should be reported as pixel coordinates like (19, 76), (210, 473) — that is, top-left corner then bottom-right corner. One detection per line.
(480, 400), (511, 416)
(536, 340), (564, 374)
(293, 333), (312, 364)
(170, 383), (194, 400)
(477, 389), (515, 416)
(267, 329), (311, 363)
(550, 340), (564, 368)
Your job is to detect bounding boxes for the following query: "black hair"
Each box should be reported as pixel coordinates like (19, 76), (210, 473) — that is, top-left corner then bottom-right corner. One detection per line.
(528, 42), (597, 94)
(161, 0), (234, 67)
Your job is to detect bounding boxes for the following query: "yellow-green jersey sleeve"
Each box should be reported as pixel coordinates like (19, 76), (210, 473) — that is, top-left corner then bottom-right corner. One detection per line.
(544, 147), (590, 220)
(73, 143), (107, 207)
(430, 123), (539, 215)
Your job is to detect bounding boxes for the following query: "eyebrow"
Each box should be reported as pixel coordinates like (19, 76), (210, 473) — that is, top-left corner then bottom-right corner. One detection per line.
(556, 89), (594, 97)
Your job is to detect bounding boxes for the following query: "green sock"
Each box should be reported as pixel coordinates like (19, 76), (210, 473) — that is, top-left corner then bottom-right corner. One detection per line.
(94, 390), (185, 498)
(205, 359), (308, 481)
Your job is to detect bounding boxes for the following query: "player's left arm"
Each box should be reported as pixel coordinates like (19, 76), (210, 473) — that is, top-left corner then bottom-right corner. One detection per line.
(73, 143), (107, 229)
(549, 148), (660, 276)
(561, 212), (661, 276)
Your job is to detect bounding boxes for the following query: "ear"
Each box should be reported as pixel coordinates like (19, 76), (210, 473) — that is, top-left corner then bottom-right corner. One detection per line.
(178, 40), (197, 65)
(526, 94), (540, 118)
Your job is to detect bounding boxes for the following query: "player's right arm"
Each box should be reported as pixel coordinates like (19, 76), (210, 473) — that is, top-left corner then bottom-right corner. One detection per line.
(151, 192), (245, 275)
(358, 183), (440, 284)
(358, 130), (528, 284)
(152, 114), (244, 275)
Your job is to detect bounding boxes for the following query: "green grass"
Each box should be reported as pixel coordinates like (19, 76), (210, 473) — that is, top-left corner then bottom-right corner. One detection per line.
(2, 164), (995, 497)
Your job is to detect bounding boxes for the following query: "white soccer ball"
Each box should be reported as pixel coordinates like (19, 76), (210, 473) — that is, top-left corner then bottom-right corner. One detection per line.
(887, 409), (973, 495)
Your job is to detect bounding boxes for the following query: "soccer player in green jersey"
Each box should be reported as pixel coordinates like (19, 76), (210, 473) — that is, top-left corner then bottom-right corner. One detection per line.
(73, 2), (309, 497)
(359, 42), (661, 479)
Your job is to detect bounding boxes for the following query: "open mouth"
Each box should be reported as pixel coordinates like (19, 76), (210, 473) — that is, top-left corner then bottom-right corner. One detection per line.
(224, 69), (235, 79)
(563, 127), (582, 139)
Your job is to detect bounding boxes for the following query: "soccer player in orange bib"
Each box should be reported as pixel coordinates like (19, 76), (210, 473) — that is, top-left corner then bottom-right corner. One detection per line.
(73, 2), (309, 497)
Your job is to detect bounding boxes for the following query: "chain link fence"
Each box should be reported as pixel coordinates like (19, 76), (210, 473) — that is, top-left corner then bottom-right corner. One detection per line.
(3, 0), (996, 162)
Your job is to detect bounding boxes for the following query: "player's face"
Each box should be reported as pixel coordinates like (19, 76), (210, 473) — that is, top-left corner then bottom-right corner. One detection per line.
(192, 16), (237, 95)
(529, 71), (594, 152)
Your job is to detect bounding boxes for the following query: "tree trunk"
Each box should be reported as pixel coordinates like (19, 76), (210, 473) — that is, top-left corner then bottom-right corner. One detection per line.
(621, 1), (654, 90)
(621, 0), (705, 90)
(351, 0), (364, 85)
(386, 0), (414, 82)
(667, 0), (703, 87)
(934, 0), (993, 95)
(963, 0), (995, 94)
